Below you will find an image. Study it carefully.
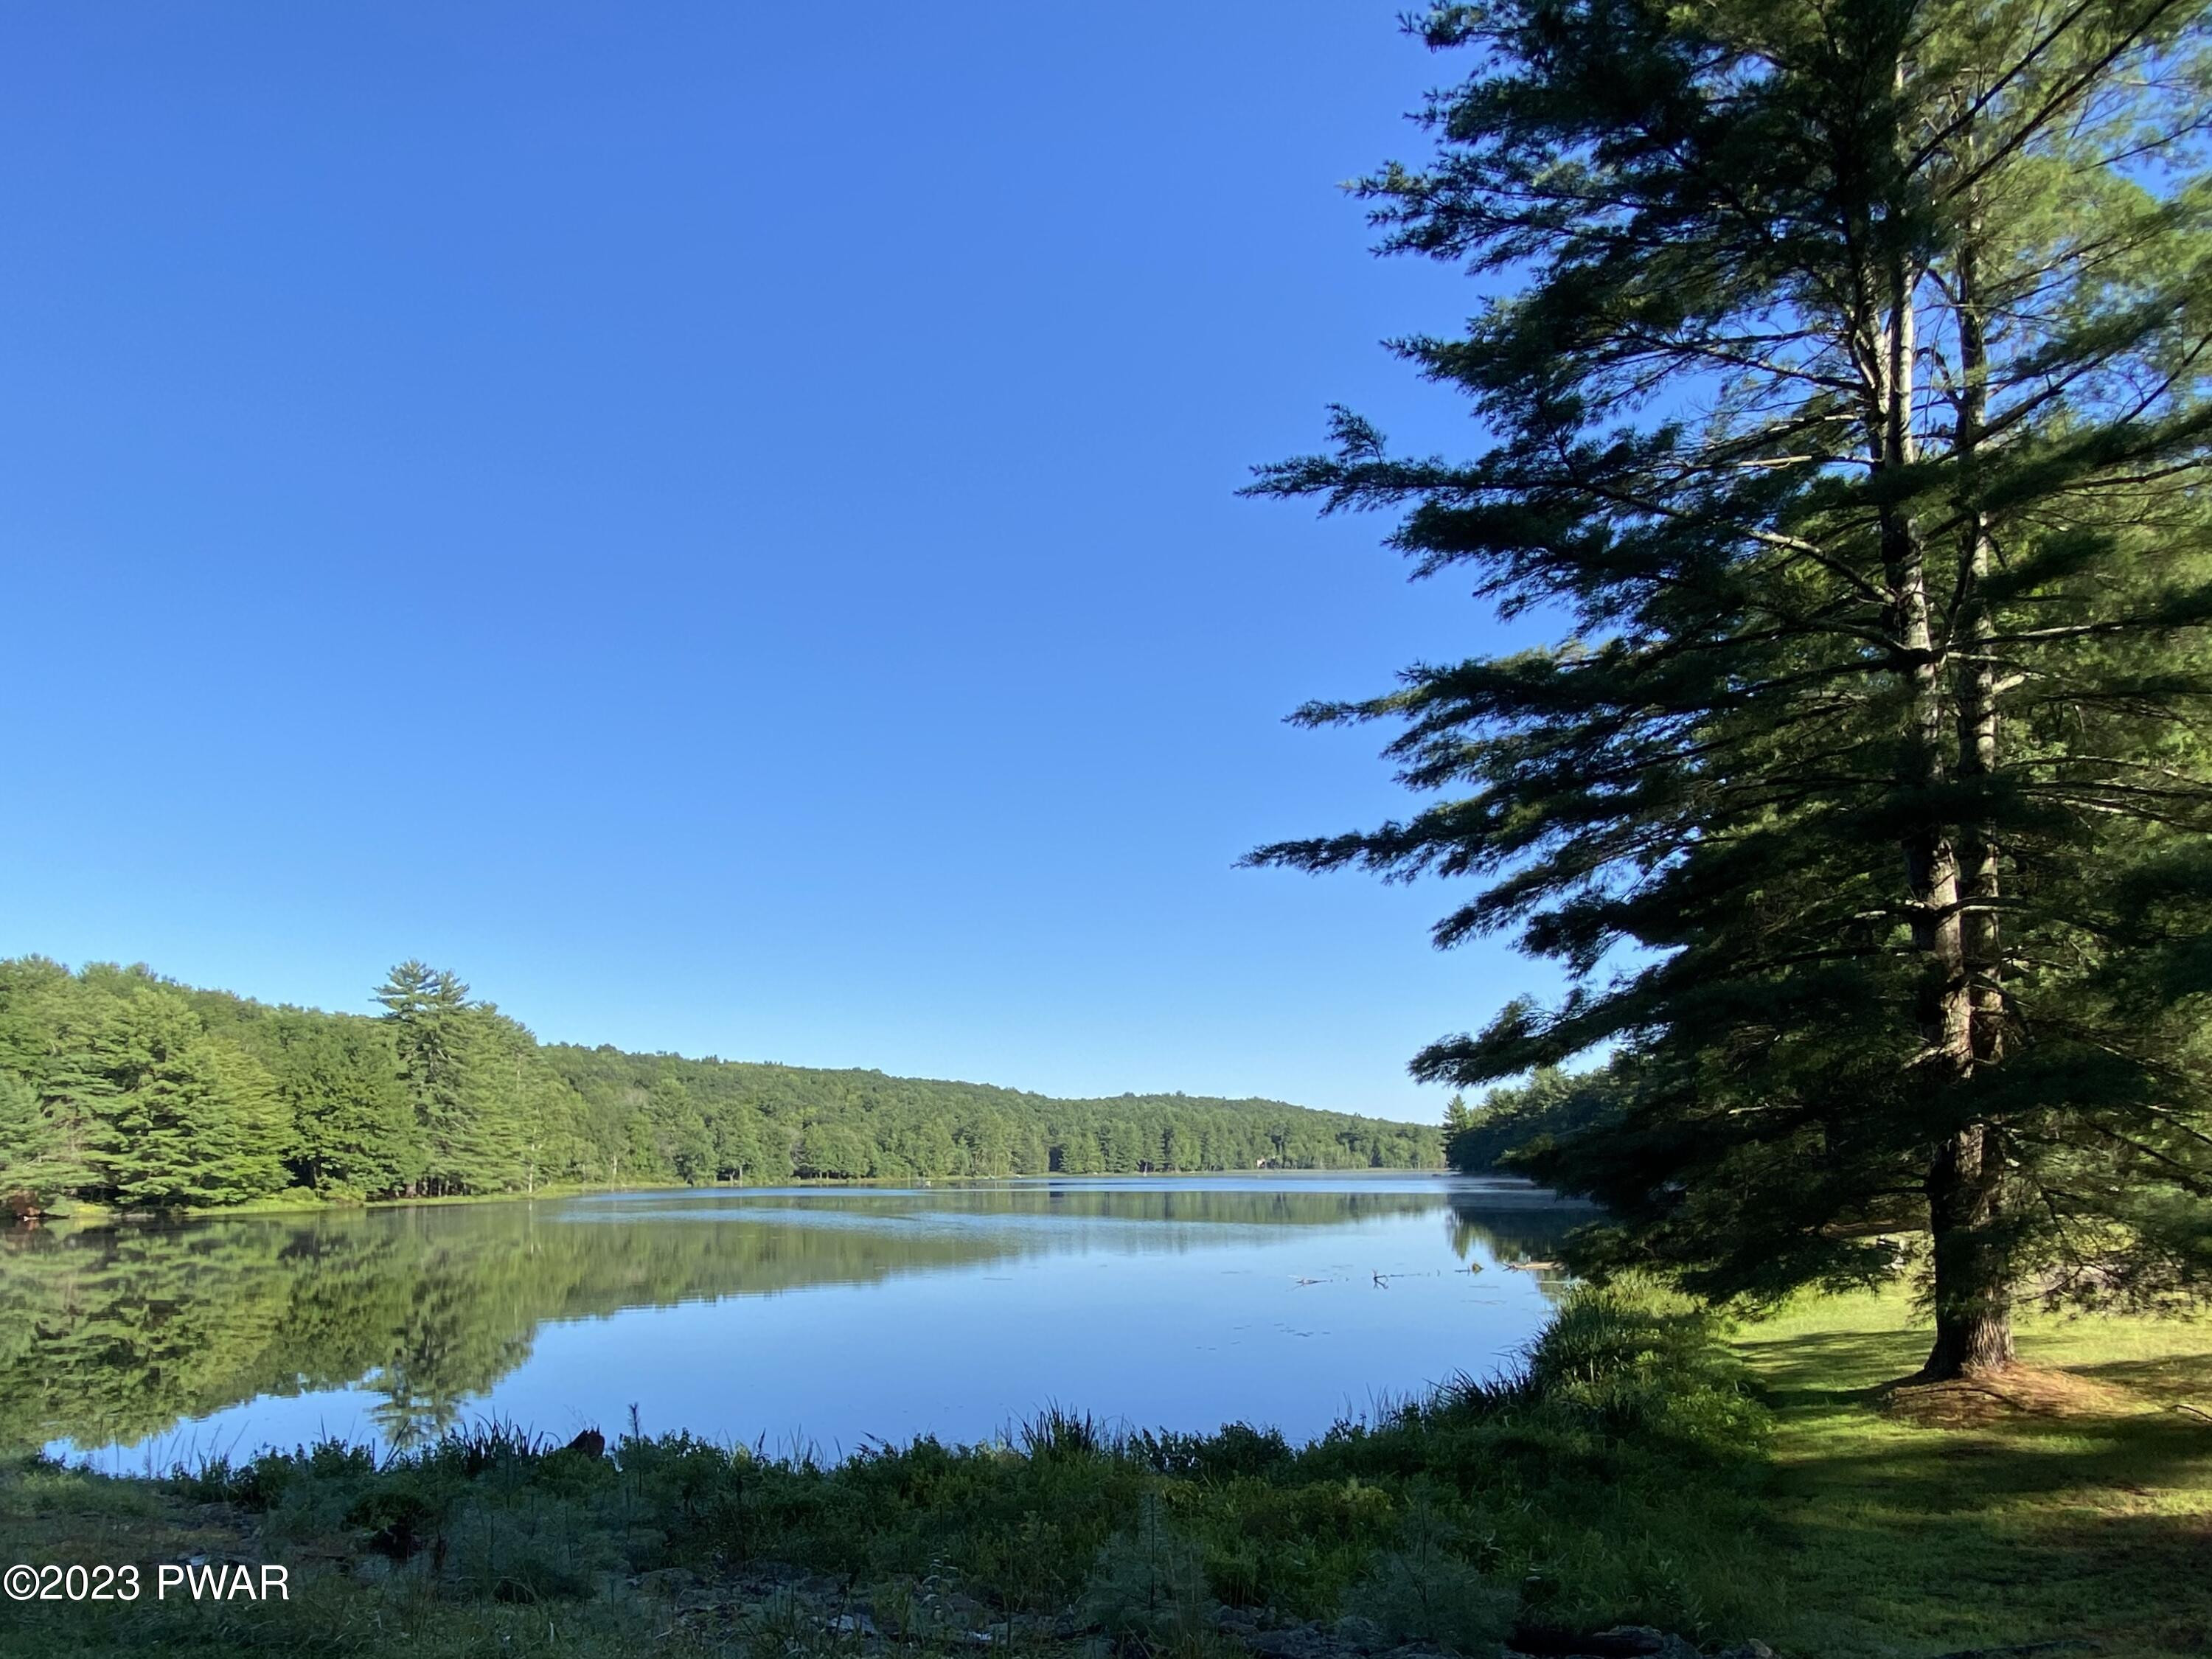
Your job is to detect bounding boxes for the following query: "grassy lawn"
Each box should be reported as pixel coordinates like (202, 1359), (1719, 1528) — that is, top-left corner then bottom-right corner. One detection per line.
(1736, 1291), (2212, 1659)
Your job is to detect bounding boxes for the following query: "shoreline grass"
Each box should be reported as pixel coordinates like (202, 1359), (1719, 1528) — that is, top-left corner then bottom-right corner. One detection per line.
(1, 1283), (1771, 1656)
(3, 1285), (2207, 1658)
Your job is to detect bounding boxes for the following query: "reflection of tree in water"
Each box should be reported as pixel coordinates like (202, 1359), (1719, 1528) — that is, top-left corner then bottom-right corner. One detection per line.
(1441, 1186), (1596, 1303)
(3, 1180), (1590, 1453)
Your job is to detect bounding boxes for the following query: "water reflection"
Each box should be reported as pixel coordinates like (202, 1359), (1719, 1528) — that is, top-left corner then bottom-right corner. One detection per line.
(1, 1176), (1589, 1458)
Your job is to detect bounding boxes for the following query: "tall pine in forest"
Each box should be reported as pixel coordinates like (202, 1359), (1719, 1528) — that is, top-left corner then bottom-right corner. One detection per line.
(375, 962), (511, 1195)
(1253, 0), (2212, 1375)
(468, 1004), (572, 1195)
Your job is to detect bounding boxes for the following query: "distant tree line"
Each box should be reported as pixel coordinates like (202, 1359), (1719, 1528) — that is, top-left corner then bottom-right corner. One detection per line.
(1441, 1065), (1629, 1176)
(0, 957), (1440, 1214)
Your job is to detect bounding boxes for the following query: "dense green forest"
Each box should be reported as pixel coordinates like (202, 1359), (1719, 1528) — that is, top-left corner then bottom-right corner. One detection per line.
(0, 957), (1440, 1214)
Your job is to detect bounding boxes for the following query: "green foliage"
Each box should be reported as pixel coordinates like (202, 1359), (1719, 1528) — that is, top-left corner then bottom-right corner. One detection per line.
(548, 1044), (1441, 1186)
(1340, 1498), (1517, 1652)
(0, 973), (295, 1211)
(1080, 1491), (1215, 1646)
(0, 955), (1440, 1215)
(1249, 0), (2212, 1360)
(264, 1012), (414, 1199)
(375, 962), (555, 1197)
(0, 1069), (65, 1217)
(1442, 1063), (1628, 1175)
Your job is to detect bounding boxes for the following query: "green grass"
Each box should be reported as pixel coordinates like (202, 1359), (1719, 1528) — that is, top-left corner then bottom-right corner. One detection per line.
(1736, 1290), (2212, 1659)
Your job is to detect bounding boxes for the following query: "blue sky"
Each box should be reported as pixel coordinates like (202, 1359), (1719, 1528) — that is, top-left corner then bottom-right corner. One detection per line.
(0, 1), (1544, 1119)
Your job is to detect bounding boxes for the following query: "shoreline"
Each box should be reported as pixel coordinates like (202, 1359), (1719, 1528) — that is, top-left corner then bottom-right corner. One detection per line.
(9, 1285), (2204, 1657)
(16, 1164), (1464, 1226)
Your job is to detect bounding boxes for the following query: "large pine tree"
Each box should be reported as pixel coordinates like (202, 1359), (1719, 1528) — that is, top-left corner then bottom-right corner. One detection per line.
(1252, 0), (2212, 1375)
(375, 961), (501, 1195)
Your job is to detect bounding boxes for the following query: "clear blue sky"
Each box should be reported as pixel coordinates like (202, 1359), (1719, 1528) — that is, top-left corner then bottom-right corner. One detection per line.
(0, 1), (1545, 1119)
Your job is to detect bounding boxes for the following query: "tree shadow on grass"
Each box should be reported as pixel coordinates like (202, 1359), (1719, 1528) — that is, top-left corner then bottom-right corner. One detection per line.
(1774, 1499), (2212, 1659)
(1736, 1336), (2212, 1659)
(1733, 1326), (1927, 1405)
(2070, 1352), (2212, 1416)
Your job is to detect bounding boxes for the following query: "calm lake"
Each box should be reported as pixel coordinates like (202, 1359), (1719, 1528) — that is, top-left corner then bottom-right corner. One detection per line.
(3, 1175), (1587, 1467)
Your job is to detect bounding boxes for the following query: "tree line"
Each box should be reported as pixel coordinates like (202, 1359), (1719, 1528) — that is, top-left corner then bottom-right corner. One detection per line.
(1441, 1066), (1630, 1178)
(0, 956), (1440, 1214)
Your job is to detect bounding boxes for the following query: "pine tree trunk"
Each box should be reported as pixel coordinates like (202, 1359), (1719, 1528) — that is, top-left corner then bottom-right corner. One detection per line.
(1923, 1123), (2014, 1378)
(1953, 147), (2008, 1076)
(1916, 139), (2016, 1388)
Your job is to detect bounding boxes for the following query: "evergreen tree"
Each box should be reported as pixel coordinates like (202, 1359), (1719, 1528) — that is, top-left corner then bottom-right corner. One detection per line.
(0, 956), (71, 1079)
(961, 1110), (1015, 1178)
(91, 990), (292, 1207)
(375, 961), (475, 1194)
(272, 1015), (416, 1197)
(20, 968), (119, 1197)
(0, 1072), (63, 1217)
(193, 1040), (296, 1203)
(375, 964), (530, 1195)
(83, 987), (199, 1203)
(467, 1006), (565, 1192)
(1252, 0), (2212, 1374)
(1442, 1068), (1630, 1175)
(1058, 1130), (1100, 1174)
(795, 1123), (869, 1178)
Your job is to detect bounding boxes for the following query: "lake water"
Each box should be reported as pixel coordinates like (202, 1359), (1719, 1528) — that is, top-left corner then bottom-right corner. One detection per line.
(1, 1175), (1587, 1468)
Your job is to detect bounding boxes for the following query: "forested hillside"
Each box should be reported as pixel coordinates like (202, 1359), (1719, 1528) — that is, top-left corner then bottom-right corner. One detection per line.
(0, 957), (1439, 1214)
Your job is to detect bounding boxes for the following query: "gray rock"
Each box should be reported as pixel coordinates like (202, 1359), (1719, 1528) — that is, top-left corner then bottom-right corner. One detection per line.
(1503, 1627), (1700, 1659)
(1606, 1629), (1697, 1659)
(1332, 1615), (1386, 1652)
(1246, 1621), (1344, 1659)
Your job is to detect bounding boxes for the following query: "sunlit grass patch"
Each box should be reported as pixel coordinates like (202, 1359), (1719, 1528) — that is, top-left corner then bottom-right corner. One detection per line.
(1734, 1288), (2212, 1659)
